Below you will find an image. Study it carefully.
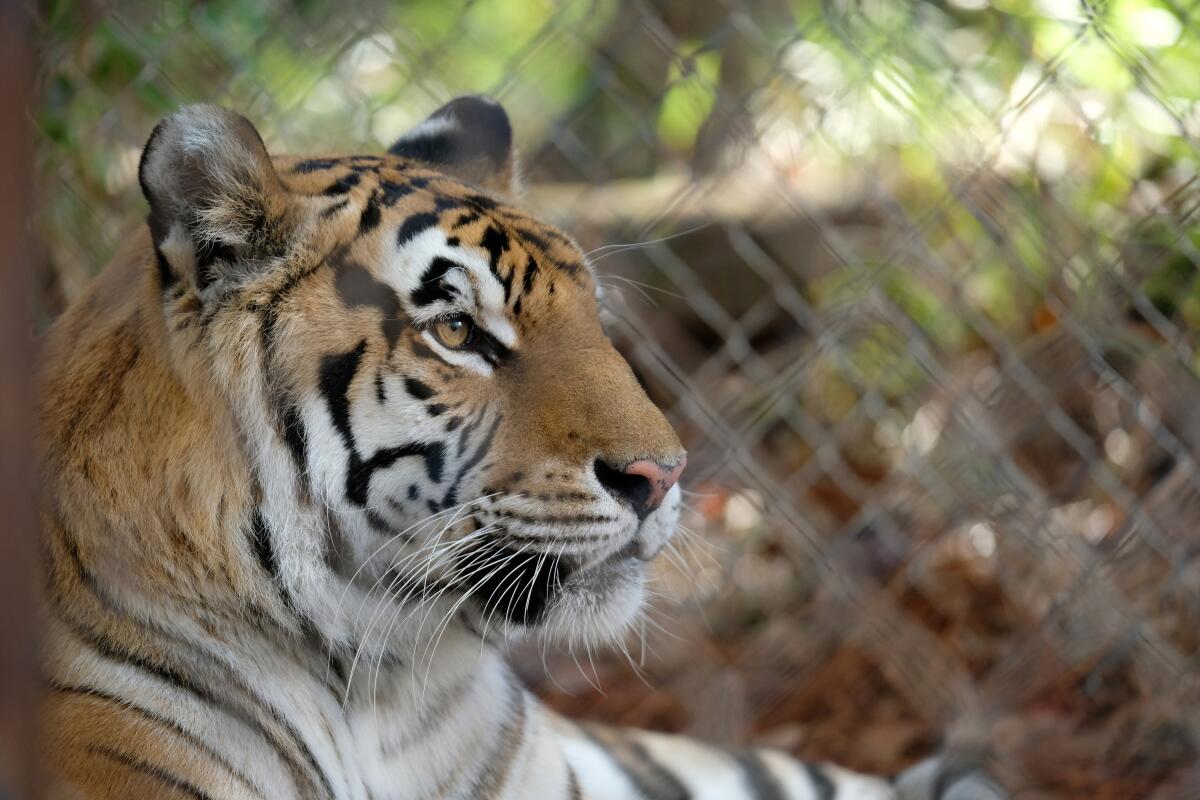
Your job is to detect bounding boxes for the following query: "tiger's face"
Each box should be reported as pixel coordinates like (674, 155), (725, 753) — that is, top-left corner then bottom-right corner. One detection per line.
(139, 99), (685, 647)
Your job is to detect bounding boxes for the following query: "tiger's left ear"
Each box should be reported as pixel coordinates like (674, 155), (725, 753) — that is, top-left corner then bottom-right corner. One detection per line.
(389, 96), (518, 199)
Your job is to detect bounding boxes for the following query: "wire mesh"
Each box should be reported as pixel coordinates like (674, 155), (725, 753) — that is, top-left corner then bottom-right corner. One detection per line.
(30, 1), (1200, 795)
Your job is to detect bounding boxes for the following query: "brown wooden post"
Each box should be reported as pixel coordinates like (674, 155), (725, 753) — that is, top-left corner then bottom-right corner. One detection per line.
(0, 1), (39, 797)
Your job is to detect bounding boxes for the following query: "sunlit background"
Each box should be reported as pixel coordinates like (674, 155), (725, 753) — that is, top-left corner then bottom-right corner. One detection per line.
(32, 1), (1200, 795)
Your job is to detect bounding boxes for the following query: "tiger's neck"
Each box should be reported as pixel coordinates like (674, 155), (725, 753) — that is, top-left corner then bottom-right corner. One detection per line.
(43, 241), (295, 621)
(41, 238), (268, 625)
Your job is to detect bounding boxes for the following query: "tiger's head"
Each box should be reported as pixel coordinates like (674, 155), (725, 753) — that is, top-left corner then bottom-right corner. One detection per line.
(137, 99), (685, 648)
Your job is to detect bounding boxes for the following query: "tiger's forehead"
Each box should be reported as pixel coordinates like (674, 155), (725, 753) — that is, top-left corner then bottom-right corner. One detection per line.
(275, 153), (587, 273)
(273, 153), (593, 334)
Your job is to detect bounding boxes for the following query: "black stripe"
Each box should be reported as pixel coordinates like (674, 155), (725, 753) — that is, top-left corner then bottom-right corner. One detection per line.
(378, 567), (457, 607)
(293, 158), (339, 173)
(255, 251), (338, 505)
(516, 254), (538, 302)
(326, 651), (350, 691)
(503, 214), (572, 248)
(52, 683), (264, 798)
(249, 510), (300, 617)
(51, 526), (335, 800)
(50, 552), (276, 780)
(321, 198), (350, 218)
(626, 741), (691, 800)
(441, 411), (501, 509)
(52, 528), (217, 702)
(253, 693), (338, 800)
(462, 677), (528, 797)
(365, 509), (393, 535)
(397, 211), (440, 246)
(584, 726), (691, 800)
(155, 247), (177, 289)
(803, 763), (836, 800)
(321, 172), (361, 196)
(566, 766), (582, 800)
(378, 673), (473, 756)
(411, 256), (462, 307)
(508, 223), (583, 278)
(87, 744), (214, 800)
(404, 377), (434, 400)
(71, 616), (214, 704)
(469, 326), (515, 367)
(319, 339), (447, 505)
(347, 441), (446, 506)
(480, 225), (513, 302)
(734, 751), (788, 800)
(379, 179), (411, 205)
(455, 408), (486, 459)
(319, 340), (368, 453)
(390, 442), (445, 484)
(379, 177), (430, 206)
(359, 191), (382, 233)
(464, 193), (498, 211)
(281, 404), (309, 493)
(63, 618), (329, 799)
(499, 531), (607, 547)
(502, 511), (615, 526)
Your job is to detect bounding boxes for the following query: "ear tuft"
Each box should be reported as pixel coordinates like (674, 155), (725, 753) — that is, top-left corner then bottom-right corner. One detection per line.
(389, 96), (517, 198)
(139, 105), (288, 291)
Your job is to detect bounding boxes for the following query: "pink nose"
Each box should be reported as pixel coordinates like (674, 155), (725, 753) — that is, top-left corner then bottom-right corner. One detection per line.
(595, 455), (686, 519)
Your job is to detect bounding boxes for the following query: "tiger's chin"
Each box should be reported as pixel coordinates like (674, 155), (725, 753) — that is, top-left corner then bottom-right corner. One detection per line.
(534, 553), (648, 646)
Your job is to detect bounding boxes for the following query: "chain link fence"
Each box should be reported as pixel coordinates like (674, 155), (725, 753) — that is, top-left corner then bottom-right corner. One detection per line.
(31, 1), (1200, 795)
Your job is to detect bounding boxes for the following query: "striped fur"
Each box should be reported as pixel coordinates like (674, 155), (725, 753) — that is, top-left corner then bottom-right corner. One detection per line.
(38, 99), (998, 799)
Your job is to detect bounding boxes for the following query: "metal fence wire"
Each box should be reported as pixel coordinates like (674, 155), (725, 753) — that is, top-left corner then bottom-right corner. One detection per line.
(30, 1), (1200, 796)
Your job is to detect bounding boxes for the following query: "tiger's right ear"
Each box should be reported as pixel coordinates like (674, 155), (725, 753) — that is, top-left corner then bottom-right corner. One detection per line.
(388, 96), (518, 199)
(139, 105), (293, 293)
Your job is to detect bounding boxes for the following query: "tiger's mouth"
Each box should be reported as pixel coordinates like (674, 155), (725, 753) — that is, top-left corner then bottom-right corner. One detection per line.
(427, 482), (681, 642)
(461, 535), (645, 628)
(453, 482), (682, 640)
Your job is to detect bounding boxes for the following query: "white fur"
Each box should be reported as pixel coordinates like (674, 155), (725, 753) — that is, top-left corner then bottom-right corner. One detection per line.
(381, 225), (517, 352)
(392, 115), (459, 147)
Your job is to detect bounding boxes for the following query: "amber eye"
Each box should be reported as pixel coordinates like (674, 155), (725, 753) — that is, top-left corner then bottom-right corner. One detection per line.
(432, 316), (473, 349)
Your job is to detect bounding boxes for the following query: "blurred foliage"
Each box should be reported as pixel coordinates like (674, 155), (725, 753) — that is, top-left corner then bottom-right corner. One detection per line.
(32, 0), (1200, 381)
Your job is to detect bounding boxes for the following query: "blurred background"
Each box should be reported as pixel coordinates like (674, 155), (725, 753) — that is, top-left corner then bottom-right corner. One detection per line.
(25, 0), (1200, 796)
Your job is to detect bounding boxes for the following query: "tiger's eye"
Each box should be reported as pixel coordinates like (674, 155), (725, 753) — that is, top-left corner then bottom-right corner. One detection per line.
(433, 316), (472, 348)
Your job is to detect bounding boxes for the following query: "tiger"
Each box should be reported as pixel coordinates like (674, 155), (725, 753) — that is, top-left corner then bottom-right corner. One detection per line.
(37, 96), (1004, 800)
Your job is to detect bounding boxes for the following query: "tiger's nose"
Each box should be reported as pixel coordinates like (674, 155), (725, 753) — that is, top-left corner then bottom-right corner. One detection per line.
(594, 455), (687, 519)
